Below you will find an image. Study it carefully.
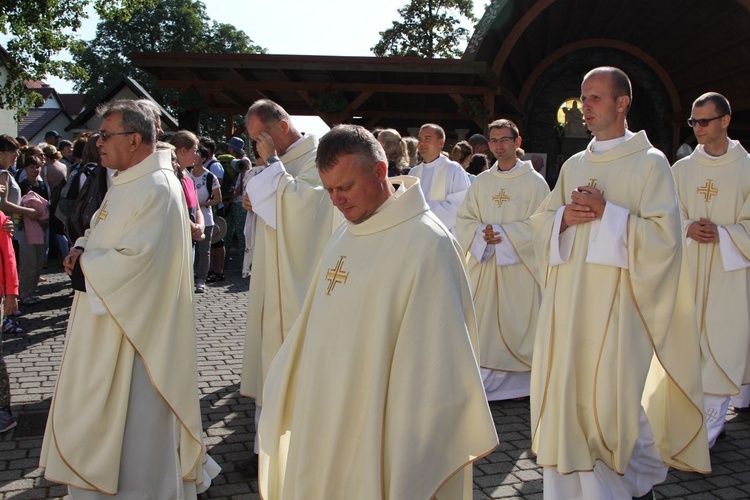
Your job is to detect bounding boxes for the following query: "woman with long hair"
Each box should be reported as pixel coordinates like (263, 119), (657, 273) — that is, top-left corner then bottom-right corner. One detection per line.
(451, 140), (473, 170)
(377, 128), (409, 176)
(170, 131), (218, 293)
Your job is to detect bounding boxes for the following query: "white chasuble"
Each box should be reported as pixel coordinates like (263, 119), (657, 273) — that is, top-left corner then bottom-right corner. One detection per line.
(40, 150), (213, 494)
(259, 177), (498, 500)
(240, 134), (340, 406)
(530, 131), (710, 477)
(456, 162), (549, 380)
(409, 155), (470, 232)
(673, 141), (750, 395)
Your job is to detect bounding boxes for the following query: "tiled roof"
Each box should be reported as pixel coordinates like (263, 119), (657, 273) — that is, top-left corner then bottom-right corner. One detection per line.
(59, 93), (85, 116)
(18, 108), (65, 141)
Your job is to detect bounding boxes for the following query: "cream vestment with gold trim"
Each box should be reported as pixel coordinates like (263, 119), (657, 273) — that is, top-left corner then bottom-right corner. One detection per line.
(40, 150), (211, 494)
(530, 131), (710, 476)
(673, 141), (750, 395)
(259, 177), (498, 499)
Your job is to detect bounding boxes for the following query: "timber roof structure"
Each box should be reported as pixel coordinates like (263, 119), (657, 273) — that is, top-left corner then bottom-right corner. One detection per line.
(132, 0), (750, 154)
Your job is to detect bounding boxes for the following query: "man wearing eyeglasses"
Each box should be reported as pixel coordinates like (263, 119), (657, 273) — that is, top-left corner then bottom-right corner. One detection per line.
(456, 119), (549, 402)
(40, 99), (219, 497)
(673, 92), (750, 448)
(530, 67), (710, 499)
(408, 123), (470, 234)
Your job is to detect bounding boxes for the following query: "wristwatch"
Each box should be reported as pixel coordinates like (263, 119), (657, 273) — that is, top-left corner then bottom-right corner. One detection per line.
(266, 156), (281, 165)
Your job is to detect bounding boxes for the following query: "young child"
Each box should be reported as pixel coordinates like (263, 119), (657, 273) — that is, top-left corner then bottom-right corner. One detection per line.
(0, 209), (20, 432)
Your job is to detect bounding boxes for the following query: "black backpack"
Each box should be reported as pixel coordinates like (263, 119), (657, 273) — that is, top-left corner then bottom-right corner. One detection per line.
(54, 162), (89, 224)
(65, 165), (109, 243)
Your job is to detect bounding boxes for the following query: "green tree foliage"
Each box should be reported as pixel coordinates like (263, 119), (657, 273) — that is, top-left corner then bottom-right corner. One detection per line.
(372, 0), (477, 58)
(0, 0), (157, 116)
(72, 0), (265, 137)
(1, 0), (87, 115)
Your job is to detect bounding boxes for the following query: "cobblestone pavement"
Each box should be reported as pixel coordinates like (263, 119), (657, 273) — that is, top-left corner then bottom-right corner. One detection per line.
(2, 257), (750, 499)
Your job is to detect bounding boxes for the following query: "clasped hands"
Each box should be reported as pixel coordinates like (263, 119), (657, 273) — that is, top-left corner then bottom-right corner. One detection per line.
(483, 225), (502, 245)
(687, 218), (718, 243)
(561, 185), (605, 232)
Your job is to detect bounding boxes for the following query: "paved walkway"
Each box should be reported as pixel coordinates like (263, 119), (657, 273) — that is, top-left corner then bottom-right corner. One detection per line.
(2, 257), (750, 499)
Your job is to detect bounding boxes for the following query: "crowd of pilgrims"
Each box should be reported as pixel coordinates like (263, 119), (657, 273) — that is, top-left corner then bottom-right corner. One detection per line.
(0, 124), (496, 335)
(0, 122), (501, 433)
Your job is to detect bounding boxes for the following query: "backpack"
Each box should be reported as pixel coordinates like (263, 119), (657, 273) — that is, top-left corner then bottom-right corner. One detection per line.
(217, 154), (239, 203)
(203, 170), (216, 201)
(54, 162), (90, 224)
(65, 165), (109, 243)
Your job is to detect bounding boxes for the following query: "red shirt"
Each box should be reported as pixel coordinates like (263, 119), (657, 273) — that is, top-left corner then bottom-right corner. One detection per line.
(0, 212), (19, 297)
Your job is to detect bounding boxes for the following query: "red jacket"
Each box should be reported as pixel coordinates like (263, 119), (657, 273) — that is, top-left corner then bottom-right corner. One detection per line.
(0, 212), (19, 297)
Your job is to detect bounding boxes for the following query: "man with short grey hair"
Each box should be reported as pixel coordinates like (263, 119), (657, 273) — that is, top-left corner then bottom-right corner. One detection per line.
(40, 99), (219, 498)
(239, 98), (339, 474)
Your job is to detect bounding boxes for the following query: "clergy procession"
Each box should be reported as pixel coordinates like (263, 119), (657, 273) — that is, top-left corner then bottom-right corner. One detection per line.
(2, 63), (750, 500)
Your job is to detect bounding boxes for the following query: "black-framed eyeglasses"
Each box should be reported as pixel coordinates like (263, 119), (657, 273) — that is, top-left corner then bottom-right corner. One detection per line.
(98, 130), (136, 142)
(687, 115), (726, 128)
(488, 136), (516, 145)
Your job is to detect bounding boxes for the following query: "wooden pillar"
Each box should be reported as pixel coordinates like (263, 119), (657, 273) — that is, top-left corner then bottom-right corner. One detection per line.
(225, 114), (234, 140)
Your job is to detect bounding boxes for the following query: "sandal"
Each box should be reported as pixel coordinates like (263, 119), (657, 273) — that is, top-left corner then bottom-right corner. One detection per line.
(2, 317), (24, 335)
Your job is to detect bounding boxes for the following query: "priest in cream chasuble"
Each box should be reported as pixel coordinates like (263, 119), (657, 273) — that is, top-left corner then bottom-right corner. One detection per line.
(529, 66), (709, 500)
(456, 121), (549, 400)
(672, 92), (750, 447)
(40, 128), (215, 496)
(259, 125), (497, 500)
(530, 130), (710, 491)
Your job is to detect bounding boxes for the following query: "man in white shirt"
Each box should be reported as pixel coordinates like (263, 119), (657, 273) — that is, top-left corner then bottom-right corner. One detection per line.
(408, 123), (470, 233)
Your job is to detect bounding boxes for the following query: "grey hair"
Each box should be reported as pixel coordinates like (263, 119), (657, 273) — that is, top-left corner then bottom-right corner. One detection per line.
(245, 99), (291, 128)
(317, 125), (386, 173)
(97, 99), (157, 144)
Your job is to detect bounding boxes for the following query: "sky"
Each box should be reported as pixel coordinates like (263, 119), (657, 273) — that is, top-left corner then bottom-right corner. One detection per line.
(6, 0), (488, 136)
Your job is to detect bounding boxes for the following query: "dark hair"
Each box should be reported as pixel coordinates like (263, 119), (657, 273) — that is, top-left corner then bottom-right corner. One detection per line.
(199, 146), (209, 161)
(451, 141), (473, 163)
(488, 119), (520, 138)
(73, 137), (88, 160)
(467, 154), (489, 176)
(317, 125), (386, 173)
(82, 134), (101, 164)
(0, 134), (20, 152)
(584, 66), (632, 112)
(693, 92), (731, 117)
(468, 133), (489, 146)
(24, 155), (43, 169)
(58, 139), (73, 150)
(199, 136), (216, 154)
